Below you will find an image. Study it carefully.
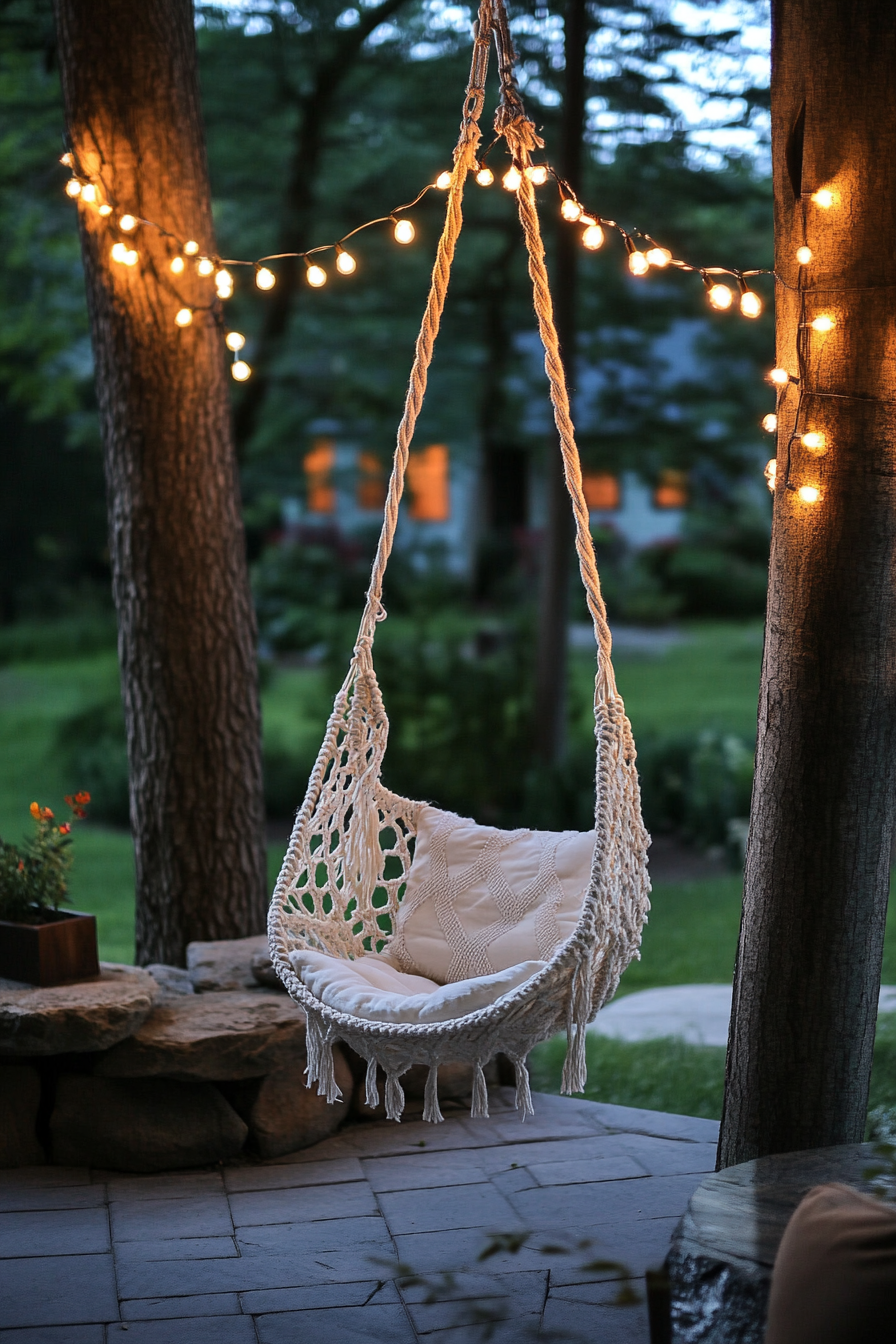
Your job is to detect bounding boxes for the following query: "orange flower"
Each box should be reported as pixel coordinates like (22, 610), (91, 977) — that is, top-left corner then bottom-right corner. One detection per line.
(74, 791), (91, 806)
(64, 794), (74, 807)
(59, 823), (71, 835)
(17, 860), (24, 871)
(30, 801), (41, 820)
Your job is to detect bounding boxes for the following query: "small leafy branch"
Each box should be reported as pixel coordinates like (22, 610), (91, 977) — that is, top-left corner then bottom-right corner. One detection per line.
(0, 793), (90, 924)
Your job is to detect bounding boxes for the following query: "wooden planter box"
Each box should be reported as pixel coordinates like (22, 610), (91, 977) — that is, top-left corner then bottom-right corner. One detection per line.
(0, 909), (100, 987)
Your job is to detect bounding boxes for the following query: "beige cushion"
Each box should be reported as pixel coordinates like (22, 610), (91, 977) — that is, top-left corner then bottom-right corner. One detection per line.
(390, 804), (597, 983)
(289, 948), (545, 1024)
(764, 1182), (896, 1344)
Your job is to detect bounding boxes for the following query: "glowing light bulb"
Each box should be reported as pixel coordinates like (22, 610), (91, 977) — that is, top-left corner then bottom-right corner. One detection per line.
(502, 166), (522, 192)
(629, 250), (649, 277)
(762, 414), (778, 433)
(769, 367), (790, 386)
(80, 183), (97, 203)
(65, 179), (82, 198)
(197, 257), (215, 276)
(174, 308), (193, 327)
(561, 198), (582, 222)
(184, 240), (199, 255)
(475, 167), (494, 187)
(110, 242), (128, 263)
(811, 189), (834, 208)
(801, 431), (827, 450)
(232, 360), (251, 381)
(765, 459), (777, 492)
(798, 484), (820, 503)
(255, 267), (276, 290)
(435, 170), (452, 190)
(306, 263), (327, 288)
(739, 290), (762, 318)
(98, 203), (113, 217)
(170, 256), (185, 275)
(796, 246), (812, 264)
(582, 223), (604, 251)
(645, 247), (672, 268)
(707, 283), (733, 310)
(526, 165), (548, 185)
(811, 314), (835, 332)
(393, 218), (415, 244)
(225, 331), (245, 352)
(336, 248), (356, 275)
(119, 214), (137, 232)
(60, 152), (73, 167)
(123, 249), (138, 267)
(215, 268), (233, 297)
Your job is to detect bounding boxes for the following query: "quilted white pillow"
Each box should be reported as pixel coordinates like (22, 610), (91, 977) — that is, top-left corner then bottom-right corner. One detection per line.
(389, 804), (597, 984)
(289, 948), (544, 1024)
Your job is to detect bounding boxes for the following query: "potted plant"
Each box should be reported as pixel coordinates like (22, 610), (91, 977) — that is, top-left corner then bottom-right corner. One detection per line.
(0, 793), (99, 986)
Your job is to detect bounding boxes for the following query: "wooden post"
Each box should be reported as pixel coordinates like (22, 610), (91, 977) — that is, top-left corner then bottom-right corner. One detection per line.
(718, 0), (896, 1166)
(54, 0), (267, 964)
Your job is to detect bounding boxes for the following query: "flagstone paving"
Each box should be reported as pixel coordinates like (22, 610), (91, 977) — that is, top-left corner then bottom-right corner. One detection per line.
(0, 1088), (718, 1342)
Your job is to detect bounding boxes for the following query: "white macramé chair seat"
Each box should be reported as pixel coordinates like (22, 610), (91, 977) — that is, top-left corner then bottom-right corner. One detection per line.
(268, 4), (651, 1125)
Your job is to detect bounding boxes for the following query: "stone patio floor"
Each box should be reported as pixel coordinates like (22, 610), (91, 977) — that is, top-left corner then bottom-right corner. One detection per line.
(0, 1088), (718, 1343)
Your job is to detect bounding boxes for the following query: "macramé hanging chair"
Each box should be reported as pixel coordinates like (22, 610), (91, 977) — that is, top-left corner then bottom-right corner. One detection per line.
(268, 0), (651, 1124)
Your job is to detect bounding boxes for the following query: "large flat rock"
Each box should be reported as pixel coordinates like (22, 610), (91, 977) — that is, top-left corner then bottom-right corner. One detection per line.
(94, 989), (306, 1080)
(0, 964), (157, 1056)
(186, 935), (269, 991)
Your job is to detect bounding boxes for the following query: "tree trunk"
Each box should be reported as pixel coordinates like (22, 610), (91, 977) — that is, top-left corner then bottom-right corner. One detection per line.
(718, 0), (896, 1167)
(54, 0), (267, 965)
(533, 0), (587, 763)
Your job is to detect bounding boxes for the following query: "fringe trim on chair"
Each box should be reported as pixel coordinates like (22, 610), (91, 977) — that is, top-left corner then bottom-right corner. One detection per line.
(471, 1060), (490, 1118)
(385, 1071), (405, 1121)
(365, 1056), (380, 1110)
(511, 1055), (534, 1118)
(561, 957), (591, 1095)
(423, 1064), (444, 1124)
(305, 1012), (323, 1089)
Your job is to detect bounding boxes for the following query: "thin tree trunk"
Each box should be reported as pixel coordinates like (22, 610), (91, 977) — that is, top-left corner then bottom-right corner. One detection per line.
(534, 0), (587, 763)
(718, 0), (896, 1167)
(54, 0), (267, 965)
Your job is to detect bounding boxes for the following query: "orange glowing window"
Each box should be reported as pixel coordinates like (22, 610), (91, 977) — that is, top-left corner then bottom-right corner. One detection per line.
(654, 469), (688, 509)
(582, 472), (620, 510)
(356, 451), (386, 511)
(304, 438), (335, 514)
(407, 444), (450, 521)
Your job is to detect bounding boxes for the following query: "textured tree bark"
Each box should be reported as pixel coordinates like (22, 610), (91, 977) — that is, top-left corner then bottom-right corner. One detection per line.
(54, 0), (267, 964)
(718, 0), (896, 1167)
(533, 0), (587, 763)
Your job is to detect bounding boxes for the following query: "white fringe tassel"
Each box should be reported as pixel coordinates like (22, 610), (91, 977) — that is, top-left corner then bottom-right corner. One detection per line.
(561, 959), (591, 1095)
(470, 1061), (489, 1118)
(365, 1056), (380, 1109)
(385, 1072), (405, 1121)
(423, 1064), (444, 1124)
(305, 1013), (323, 1088)
(512, 1055), (534, 1118)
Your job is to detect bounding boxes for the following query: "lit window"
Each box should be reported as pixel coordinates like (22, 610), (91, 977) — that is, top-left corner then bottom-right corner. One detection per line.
(407, 444), (450, 521)
(582, 473), (620, 510)
(654, 469), (688, 509)
(356, 451), (386, 511)
(304, 438), (335, 514)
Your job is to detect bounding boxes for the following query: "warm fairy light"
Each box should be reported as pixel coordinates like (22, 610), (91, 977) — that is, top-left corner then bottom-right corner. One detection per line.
(306, 263), (327, 288)
(215, 268), (233, 297)
(436, 170), (452, 190)
(174, 308), (193, 327)
(811, 189), (834, 208)
(80, 184), (97, 204)
(811, 314), (835, 332)
(475, 166), (494, 187)
(628, 250), (649, 276)
(765, 459), (777, 492)
(393, 218), (415, 244)
(170, 256), (185, 275)
(582, 223), (604, 250)
(255, 267), (276, 290)
(502, 166), (522, 192)
(225, 331), (245, 351)
(60, 152), (73, 167)
(801, 431), (827, 450)
(561, 198), (582, 222)
(98, 203), (112, 217)
(65, 179), (82, 198)
(336, 248), (357, 275)
(707, 283), (734, 310)
(798, 485), (820, 503)
(110, 242), (128, 263)
(769, 367), (790, 386)
(526, 165), (548, 186)
(184, 240), (199, 255)
(123, 249), (138, 267)
(197, 257), (215, 277)
(762, 414), (777, 433)
(231, 360), (251, 381)
(645, 247), (672, 268)
(740, 290), (762, 318)
(796, 246), (812, 264)
(119, 214), (137, 232)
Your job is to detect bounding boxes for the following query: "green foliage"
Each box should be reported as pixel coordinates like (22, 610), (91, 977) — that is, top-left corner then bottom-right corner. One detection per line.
(0, 792), (88, 923)
(55, 699), (130, 828)
(0, 612), (116, 667)
(637, 729), (754, 853)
